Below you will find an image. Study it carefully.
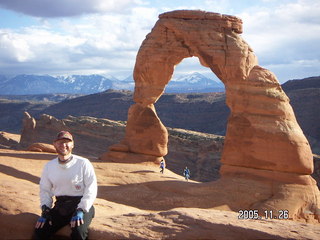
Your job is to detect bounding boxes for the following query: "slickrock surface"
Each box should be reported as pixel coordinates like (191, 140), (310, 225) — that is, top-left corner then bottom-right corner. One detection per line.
(1, 149), (320, 240)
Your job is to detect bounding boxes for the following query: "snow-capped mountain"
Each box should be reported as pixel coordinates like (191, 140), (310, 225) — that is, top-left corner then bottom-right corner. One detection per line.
(0, 74), (60, 94)
(57, 75), (113, 93)
(0, 74), (114, 95)
(0, 72), (224, 95)
(166, 72), (224, 93)
(111, 75), (135, 91)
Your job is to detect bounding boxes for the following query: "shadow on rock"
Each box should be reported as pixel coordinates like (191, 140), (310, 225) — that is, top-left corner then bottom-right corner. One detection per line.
(98, 180), (228, 211)
(0, 163), (40, 184)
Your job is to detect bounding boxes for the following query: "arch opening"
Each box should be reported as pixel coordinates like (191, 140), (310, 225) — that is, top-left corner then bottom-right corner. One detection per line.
(165, 56), (224, 94)
(155, 56), (228, 182)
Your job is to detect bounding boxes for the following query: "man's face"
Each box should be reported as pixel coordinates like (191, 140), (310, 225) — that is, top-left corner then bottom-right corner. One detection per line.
(53, 139), (74, 156)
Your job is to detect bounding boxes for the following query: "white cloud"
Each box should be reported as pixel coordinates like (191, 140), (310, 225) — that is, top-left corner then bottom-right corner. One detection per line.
(0, 0), (319, 82)
(0, 31), (33, 62)
(237, 0), (320, 81)
(0, 5), (159, 77)
(265, 59), (320, 82)
(240, 0), (320, 58)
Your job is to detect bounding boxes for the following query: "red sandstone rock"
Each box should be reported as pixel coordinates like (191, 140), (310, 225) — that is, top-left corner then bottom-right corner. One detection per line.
(111, 10), (313, 175)
(0, 132), (19, 149)
(106, 10), (320, 221)
(222, 65), (313, 174)
(19, 114), (126, 158)
(26, 142), (57, 153)
(124, 103), (168, 156)
(1, 149), (320, 239)
(16, 9), (320, 223)
(19, 112), (36, 148)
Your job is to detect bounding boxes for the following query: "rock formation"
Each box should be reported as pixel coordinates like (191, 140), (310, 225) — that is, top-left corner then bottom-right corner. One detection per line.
(1, 149), (320, 239)
(104, 10), (320, 222)
(15, 9), (320, 222)
(19, 113), (126, 158)
(27, 142), (57, 153)
(19, 112), (36, 148)
(0, 132), (19, 149)
(18, 112), (224, 182)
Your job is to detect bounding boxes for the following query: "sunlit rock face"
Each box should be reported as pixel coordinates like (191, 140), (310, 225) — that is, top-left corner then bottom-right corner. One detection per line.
(112, 10), (313, 173)
(105, 10), (319, 222)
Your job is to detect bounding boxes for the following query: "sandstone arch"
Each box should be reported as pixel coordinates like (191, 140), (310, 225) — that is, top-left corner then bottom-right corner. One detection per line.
(110, 10), (313, 174)
(105, 10), (320, 221)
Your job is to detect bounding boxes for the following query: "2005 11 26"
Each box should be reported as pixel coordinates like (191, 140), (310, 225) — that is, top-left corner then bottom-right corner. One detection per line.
(238, 209), (289, 220)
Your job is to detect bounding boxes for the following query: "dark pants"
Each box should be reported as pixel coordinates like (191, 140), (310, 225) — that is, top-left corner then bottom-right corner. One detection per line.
(34, 196), (95, 240)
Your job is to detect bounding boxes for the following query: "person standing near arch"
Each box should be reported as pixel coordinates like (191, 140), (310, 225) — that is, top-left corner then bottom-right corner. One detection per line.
(159, 159), (166, 174)
(183, 167), (190, 181)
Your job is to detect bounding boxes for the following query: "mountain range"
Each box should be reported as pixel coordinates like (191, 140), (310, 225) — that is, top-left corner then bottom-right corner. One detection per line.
(0, 75), (319, 155)
(0, 72), (224, 95)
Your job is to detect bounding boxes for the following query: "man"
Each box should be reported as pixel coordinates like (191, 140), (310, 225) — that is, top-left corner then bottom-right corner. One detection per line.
(159, 159), (166, 174)
(34, 131), (97, 240)
(183, 166), (190, 181)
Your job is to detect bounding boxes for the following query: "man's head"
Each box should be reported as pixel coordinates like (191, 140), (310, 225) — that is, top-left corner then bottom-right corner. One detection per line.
(54, 131), (73, 142)
(53, 131), (74, 158)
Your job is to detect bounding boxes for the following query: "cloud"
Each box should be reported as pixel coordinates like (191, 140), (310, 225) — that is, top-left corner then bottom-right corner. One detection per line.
(240, 0), (320, 60)
(237, 0), (320, 81)
(0, 5), (158, 77)
(0, 0), (319, 82)
(0, 0), (143, 17)
(265, 59), (320, 82)
(0, 31), (33, 63)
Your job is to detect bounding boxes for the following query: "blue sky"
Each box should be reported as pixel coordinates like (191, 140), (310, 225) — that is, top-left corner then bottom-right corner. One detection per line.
(0, 0), (319, 83)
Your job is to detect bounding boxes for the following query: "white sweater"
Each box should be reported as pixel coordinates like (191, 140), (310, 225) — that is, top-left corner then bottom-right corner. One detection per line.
(39, 154), (97, 212)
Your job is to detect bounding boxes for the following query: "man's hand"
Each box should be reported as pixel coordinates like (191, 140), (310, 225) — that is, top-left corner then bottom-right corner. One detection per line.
(35, 205), (52, 229)
(70, 208), (84, 228)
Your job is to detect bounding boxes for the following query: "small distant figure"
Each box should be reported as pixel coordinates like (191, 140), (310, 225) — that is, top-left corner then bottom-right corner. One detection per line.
(159, 159), (166, 174)
(183, 167), (190, 181)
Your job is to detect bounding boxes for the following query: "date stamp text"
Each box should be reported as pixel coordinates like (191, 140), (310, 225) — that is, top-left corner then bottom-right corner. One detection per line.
(238, 209), (289, 220)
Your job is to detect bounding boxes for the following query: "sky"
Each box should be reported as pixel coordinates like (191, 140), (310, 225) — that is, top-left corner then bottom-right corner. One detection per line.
(0, 0), (319, 83)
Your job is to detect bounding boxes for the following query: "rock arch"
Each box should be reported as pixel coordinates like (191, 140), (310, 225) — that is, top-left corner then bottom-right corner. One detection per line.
(110, 10), (313, 174)
(105, 10), (320, 221)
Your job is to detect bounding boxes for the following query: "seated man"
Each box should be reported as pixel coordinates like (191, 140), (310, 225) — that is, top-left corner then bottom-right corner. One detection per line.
(34, 131), (97, 240)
